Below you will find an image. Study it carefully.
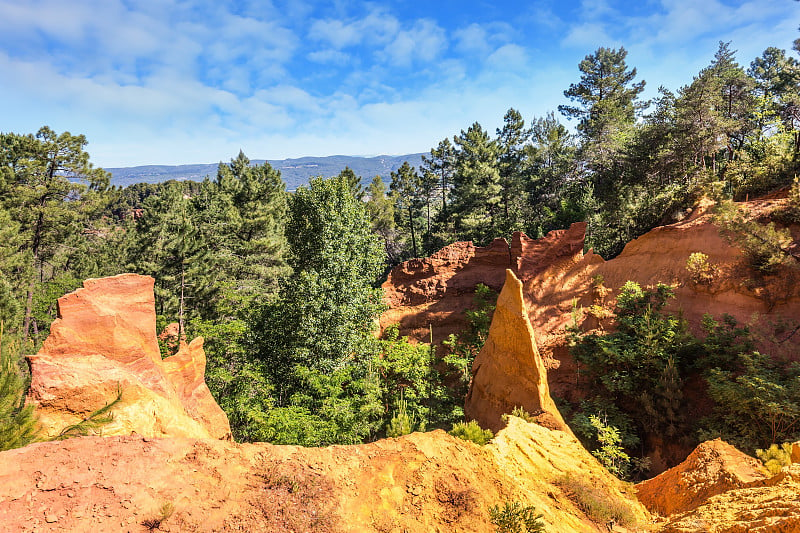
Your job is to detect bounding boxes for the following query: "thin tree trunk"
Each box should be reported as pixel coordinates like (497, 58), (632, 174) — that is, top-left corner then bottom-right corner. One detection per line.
(408, 205), (418, 258)
(178, 266), (185, 344)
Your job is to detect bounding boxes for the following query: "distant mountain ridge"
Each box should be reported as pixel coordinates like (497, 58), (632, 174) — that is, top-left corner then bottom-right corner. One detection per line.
(106, 153), (426, 190)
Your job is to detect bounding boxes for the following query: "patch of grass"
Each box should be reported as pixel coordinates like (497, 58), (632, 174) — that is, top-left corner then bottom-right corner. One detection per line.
(757, 442), (793, 475)
(449, 420), (493, 445)
(489, 501), (545, 533)
(556, 473), (637, 528)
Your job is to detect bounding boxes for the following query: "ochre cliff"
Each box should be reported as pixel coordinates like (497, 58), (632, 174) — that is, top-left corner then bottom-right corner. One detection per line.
(380, 223), (587, 354)
(25, 273), (231, 440)
(0, 417), (649, 532)
(465, 270), (571, 435)
(381, 195), (800, 469)
(636, 438), (800, 531)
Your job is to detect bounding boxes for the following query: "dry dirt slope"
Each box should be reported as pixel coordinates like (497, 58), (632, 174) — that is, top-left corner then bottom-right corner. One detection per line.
(0, 417), (650, 532)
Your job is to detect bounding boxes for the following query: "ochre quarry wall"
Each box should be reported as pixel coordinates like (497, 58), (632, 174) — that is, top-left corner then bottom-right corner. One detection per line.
(381, 196), (800, 469)
(25, 273), (231, 440)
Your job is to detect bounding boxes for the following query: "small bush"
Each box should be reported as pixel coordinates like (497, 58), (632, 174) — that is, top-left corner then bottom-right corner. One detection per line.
(557, 474), (637, 527)
(142, 501), (174, 530)
(756, 442), (793, 475)
(489, 502), (545, 533)
(503, 406), (536, 424)
(686, 252), (715, 284)
(450, 420), (493, 445)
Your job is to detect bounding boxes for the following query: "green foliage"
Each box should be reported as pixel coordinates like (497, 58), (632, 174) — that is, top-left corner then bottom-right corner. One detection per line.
(54, 387), (122, 440)
(704, 351), (800, 450)
(443, 283), (497, 395)
(587, 415), (632, 479)
(686, 252), (716, 284)
(756, 442), (793, 475)
(557, 473), (638, 527)
(489, 502), (545, 533)
(714, 200), (795, 273)
(386, 392), (417, 437)
(189, 317), (275, 442)
(256, 364), (383, 446)
(572, 281), (689, 397)
(0, 323), (38, 451)
(449, 420), (493, 445)
(570, 398), (640, 451)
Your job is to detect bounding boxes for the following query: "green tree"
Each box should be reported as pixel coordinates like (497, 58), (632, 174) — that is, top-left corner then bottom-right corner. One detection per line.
(390, 162), (422, 258)
(338, 166), (365, 200)
(209, 152), (288, 308)
(559, 46), (646, 181)
(495, 108), (531, 234)
(705, 351), (800, 450)
(0, 321), (38, 451)
(364, 176), (400, 262)
(0, 127), (109, 341)
(421, 138), (456, 233)
(450, 122), (501, 244)
(253, 175), (385, 389)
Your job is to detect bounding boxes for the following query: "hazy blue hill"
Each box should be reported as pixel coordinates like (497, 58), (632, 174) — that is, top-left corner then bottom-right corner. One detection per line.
(107, 153), (425, 190)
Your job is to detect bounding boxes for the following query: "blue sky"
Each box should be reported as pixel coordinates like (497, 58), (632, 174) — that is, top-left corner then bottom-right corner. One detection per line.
(0, 0), (798, 167)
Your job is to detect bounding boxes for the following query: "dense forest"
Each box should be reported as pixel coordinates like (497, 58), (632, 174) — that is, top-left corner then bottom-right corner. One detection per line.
(2, 40), (800, 475)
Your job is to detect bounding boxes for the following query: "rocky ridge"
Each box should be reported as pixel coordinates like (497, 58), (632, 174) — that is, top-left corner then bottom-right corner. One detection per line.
(1, 270), (649, 532)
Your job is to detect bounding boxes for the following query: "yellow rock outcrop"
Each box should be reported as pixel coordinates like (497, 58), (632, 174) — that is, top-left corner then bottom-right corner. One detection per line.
(25, 273), (231, 440)
(465, 269), (571, 434)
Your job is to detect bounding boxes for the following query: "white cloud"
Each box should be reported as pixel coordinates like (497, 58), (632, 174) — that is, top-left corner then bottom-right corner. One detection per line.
(308, 8), (400, 49)
(454, 23), (492, 55)
(382, 19), (447, 67)
(307, 49), (351, 64)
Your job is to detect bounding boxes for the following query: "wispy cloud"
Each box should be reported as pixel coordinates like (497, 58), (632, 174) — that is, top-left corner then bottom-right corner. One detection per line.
(0, 0), (796, 167)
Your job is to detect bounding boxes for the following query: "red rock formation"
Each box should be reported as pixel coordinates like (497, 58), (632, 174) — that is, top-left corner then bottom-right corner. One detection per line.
(381, 197), (800, 470)
(465, 270), (571, 435)
(25, 274), (230, 440)
(380, 223), (588, 350)
(635, 439), (767, 516)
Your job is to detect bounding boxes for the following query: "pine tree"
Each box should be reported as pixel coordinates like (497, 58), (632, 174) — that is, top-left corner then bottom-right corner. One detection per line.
(0, 127), (109, 341)
(450, 122), (501, 244)
(496, 108), (531, 234)
(389, 162), (422, 258)
(0, 321), (38, 451)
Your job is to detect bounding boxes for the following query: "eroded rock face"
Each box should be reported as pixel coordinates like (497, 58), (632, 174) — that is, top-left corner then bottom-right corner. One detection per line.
(380, 223), (588, 351)
(25, 274), (231, 440)
(0, 417), (648, 532)
(464, 269), (571, 435)
(635, 439), (767, 516)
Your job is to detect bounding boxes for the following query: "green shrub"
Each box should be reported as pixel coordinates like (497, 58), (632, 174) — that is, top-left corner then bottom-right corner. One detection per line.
(386, 393), (421, 437)
(450, 420), (493, 445)
(556, 474), (637, 527)
(489, 502), (545, 533)
(714, 200), (794, 274)
(588, 415), (631, 479)
(0, 323), (39, 451)
(756, 442), (793, 475)
(503, 406), (536, 424)
(686, 252), (715, 284)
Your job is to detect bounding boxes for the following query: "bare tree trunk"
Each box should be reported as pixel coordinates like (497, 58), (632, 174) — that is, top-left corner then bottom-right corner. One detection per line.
(408, 205), (418, 258)
(178, 266), (185, 345)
